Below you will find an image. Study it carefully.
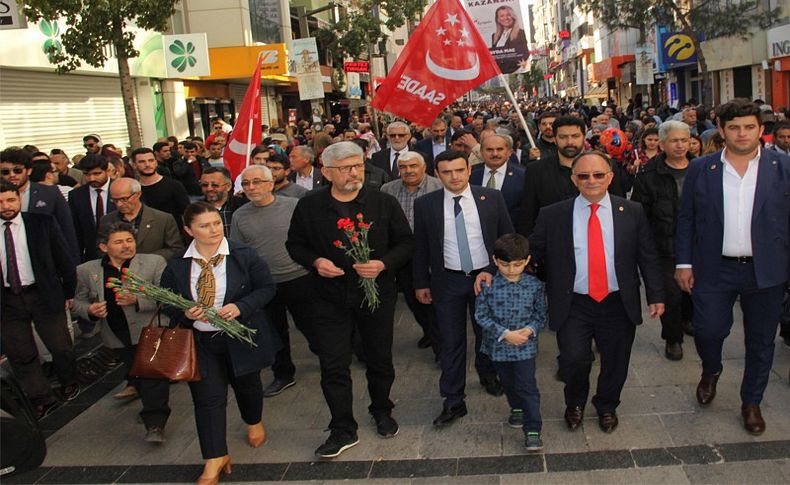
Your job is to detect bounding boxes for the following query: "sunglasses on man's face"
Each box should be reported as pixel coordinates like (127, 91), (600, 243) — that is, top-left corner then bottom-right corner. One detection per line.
(573, 171), (610, 181)
(0, 168), (25, 176)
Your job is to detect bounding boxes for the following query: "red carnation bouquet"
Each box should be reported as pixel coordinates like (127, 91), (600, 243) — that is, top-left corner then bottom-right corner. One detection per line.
(333, 213), (380, 311)
(105, 268), (257, 345)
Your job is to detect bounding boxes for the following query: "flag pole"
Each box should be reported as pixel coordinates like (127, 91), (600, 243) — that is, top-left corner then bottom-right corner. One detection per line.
(498, 73), (535, 149)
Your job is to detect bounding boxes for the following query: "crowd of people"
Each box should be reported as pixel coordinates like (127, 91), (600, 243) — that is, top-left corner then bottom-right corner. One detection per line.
(1, 95), (789, 484)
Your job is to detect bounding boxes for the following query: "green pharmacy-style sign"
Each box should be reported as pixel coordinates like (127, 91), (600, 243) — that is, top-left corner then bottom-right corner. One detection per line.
(169, 39), (197, 72)
(39, 20), (62, 62)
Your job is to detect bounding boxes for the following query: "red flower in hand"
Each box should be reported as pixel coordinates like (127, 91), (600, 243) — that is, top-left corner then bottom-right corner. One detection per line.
(337, 218), (353, 230)
(356, 213), (364, 220)
(121, 267), (129, 274)
(333, 240), (343, 248)
(351, 236), (359, 243)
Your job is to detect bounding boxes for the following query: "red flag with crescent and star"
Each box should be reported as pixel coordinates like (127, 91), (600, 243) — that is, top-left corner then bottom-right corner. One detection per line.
(224, 58), (263, 181)
(370, 0), (501, 126)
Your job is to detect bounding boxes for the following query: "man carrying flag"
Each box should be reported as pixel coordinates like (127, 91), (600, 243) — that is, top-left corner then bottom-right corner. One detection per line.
(370, 0), (502, 126)
(224, 57), (263, 181)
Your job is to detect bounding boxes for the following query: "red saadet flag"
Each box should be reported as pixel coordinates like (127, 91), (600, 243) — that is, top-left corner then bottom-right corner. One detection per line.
(370, 0), (501, 126)
(224, 59), (263, 181)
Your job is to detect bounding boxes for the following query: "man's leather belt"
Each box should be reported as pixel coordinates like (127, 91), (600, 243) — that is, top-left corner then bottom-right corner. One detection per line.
(444, 268), (484, 277)
(722, 256), (753, 263)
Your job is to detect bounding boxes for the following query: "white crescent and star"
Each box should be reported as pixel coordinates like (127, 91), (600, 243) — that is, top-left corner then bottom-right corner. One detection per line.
(425, 51), (480, 81)
(445, 14), (459, 26)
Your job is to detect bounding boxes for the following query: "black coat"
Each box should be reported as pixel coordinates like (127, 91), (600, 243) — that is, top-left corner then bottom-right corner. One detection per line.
(160, 241), (280, 377)
(286, 186), (414, 303)
(68, 183), (116, 262)
(528, 196), (664, 331)
(630, 154), (685, 257)
(19, 213), (77, 313)
(171, 156), (210, 196)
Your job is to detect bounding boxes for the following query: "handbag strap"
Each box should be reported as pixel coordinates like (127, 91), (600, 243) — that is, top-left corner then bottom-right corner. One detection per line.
(145, 304), (163, 328)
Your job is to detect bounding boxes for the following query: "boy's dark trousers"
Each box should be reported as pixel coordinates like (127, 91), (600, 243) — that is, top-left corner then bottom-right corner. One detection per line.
(492, 358), (541, 433)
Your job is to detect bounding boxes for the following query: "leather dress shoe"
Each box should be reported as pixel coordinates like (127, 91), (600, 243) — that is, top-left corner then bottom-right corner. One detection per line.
(598, 412), (619, 433)
(665, 342), (683, 361)
(480, 377), (505, 396)
(433, 403), (468, 427)
(696, 372), (721, 405)
(741, 404), (766, 435)
(564, 406), (584, 431)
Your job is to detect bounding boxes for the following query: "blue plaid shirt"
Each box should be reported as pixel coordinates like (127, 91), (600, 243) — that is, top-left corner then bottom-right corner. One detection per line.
(475, 272), (547, 362)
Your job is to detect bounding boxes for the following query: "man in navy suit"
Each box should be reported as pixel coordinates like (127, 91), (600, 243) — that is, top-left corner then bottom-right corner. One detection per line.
(525, 151), (664, 433)
(413, 118), (447, 175)
(414, 150), (514, 427)
(675, 99), (790, 435)
(68, 154), (115, 262)
(470, 134), (525, 227)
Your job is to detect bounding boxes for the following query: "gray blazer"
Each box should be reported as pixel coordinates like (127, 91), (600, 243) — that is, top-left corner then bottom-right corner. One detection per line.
(73, 253), (169, 349)
(99, 204), (184, 261)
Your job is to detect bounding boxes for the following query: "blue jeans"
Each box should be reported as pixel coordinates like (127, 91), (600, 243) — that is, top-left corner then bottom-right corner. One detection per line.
(493, 359), (541, 433)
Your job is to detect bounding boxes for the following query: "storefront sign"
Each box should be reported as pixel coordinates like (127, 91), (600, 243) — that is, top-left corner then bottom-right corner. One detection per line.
(344, 61), (369, 73)
(767, 23), (790, 59)
(163, 34), (210, 77)
(660, 31), (700, 68)
(289, 37), (324, 100)
(635, 44), (654, 85)
(0, 0), (25, 30)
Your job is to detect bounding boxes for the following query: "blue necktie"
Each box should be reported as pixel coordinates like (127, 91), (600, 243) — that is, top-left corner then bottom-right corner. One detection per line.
(453, 196), (474, 274)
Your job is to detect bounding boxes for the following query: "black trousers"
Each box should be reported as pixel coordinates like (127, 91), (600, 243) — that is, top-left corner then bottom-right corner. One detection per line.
(189, 332), (263, 459)
(557, 292), (635, 415)
(0, 286), (76, 405)
(266, 275), (316, 380)
(115, 345), (171, 429)
(658, 257), (693, 343)
(312, 291), (396, 436)
(396, 260), (440, 349)
(433, 271), (497, 407)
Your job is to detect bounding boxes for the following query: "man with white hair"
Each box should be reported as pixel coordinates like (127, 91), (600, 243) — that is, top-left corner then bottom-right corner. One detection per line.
(286, 141), (414, 458)
(231, 165), (315, 398)
(631, 120), (694, 361)
(369, 121), (412, 179)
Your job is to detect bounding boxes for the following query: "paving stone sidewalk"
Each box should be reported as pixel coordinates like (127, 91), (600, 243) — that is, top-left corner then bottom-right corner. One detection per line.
(8, 295), (790, 484)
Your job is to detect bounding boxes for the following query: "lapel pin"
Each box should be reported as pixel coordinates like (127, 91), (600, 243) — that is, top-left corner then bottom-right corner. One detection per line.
(480, 195), (486, 200)
(710, 164), (716, 170)
(508, 171), (513, 176)
(772, 160), (777, 165)
(618, 206), (624, 212)
(146, 224), (151, 229)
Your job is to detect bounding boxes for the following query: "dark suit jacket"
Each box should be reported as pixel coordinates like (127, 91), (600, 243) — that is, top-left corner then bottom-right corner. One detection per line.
(18, 213), (77, 314)
(675, 150), (790, 288)
(470, 162), (525, 227)
(529, 196), (664, 331)
(413, 186), (514, 299)
(98, 204), (184, 261)
(413, 139), (441, 175)
(160, 241), (280, 377)
(369, 148), (400, 179)
(69, 184), (116, 262)
(27, 182), (80, 263)
(286, 165), (326, 190)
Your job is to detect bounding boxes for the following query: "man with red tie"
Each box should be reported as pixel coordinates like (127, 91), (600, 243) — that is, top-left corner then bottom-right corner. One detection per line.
(527, 151), (664, 433)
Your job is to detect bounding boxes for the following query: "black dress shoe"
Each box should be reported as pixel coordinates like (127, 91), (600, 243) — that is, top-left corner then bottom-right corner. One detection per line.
(480, 377), (504, 396)
(665, 342), (683, 361)
(696, 372), (721, 405)
(741, 404), (766, 435)
(598, 412), (619, 433)
(35, 401), (59, 420)
(564, 406), (584, 430)
(433, 403), (468, 427)
(417, 336), (433, 349)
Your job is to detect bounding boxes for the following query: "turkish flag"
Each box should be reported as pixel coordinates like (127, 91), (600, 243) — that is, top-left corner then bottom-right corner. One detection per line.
(224, 58), (263, 181)
(370, 0), (501, 126)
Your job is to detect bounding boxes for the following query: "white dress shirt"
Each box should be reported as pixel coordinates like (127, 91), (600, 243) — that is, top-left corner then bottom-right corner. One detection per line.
(443, 185), (489, 271)
(89, 179), (111, 220)
(185, 237), (230, 332)
(721, 148), (759, 257)
(495, 29), (512, 48)
(0, 213), (36, 287)
(20, 184), (31, 212)
(572, 193), (619, 294)
(481, 164), (507, 190)
(295, 166), (315, 190)
(432, 141), (446, 159)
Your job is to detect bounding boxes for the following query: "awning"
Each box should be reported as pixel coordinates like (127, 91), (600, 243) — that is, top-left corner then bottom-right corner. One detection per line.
(584, 85), (608, 99)
(201, 45), (290, 80)
(590, 55), (635, 81)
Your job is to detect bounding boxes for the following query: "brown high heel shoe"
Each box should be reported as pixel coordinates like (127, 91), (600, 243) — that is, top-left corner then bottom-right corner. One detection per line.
(247, 422), (266, 448)
(196, 455), (231, 485)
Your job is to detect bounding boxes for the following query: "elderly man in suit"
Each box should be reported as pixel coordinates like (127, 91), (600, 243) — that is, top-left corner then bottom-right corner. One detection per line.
(1, 147), (79, 263)
(0, 181), (80, 419)
(470, 134), (525, 227)
(69, 154), (116, 262)
(369, 121), (412, 179)
(675, 99), (790, 435)
(73, 221), (172, 442)
(413, 118), (447, 175)
(98, 177), (184, 261)
(287, 146), (325, 191)
(526, 151), (664, 433)
(414, 150), (514, 427)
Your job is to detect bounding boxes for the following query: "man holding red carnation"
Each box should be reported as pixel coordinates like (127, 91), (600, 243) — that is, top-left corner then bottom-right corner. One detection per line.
(286, 141), (414, 459)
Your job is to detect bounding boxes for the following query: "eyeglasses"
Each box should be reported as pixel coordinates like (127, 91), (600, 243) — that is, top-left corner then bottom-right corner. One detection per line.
(0, 168), (25, 176)
(110, 193), (139, 204)
(573, 171), (610, 181)
(240, 178), (272, 187)
(200, 182), (226, 188)
(388, 133), (409, 138)
(327, 163), (364, 174)
(266, 165), (285, 171)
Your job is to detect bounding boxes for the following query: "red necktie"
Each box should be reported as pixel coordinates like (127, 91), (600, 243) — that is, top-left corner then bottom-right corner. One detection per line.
(588, 203), (608, 302)
(95, 188), (104, 226)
